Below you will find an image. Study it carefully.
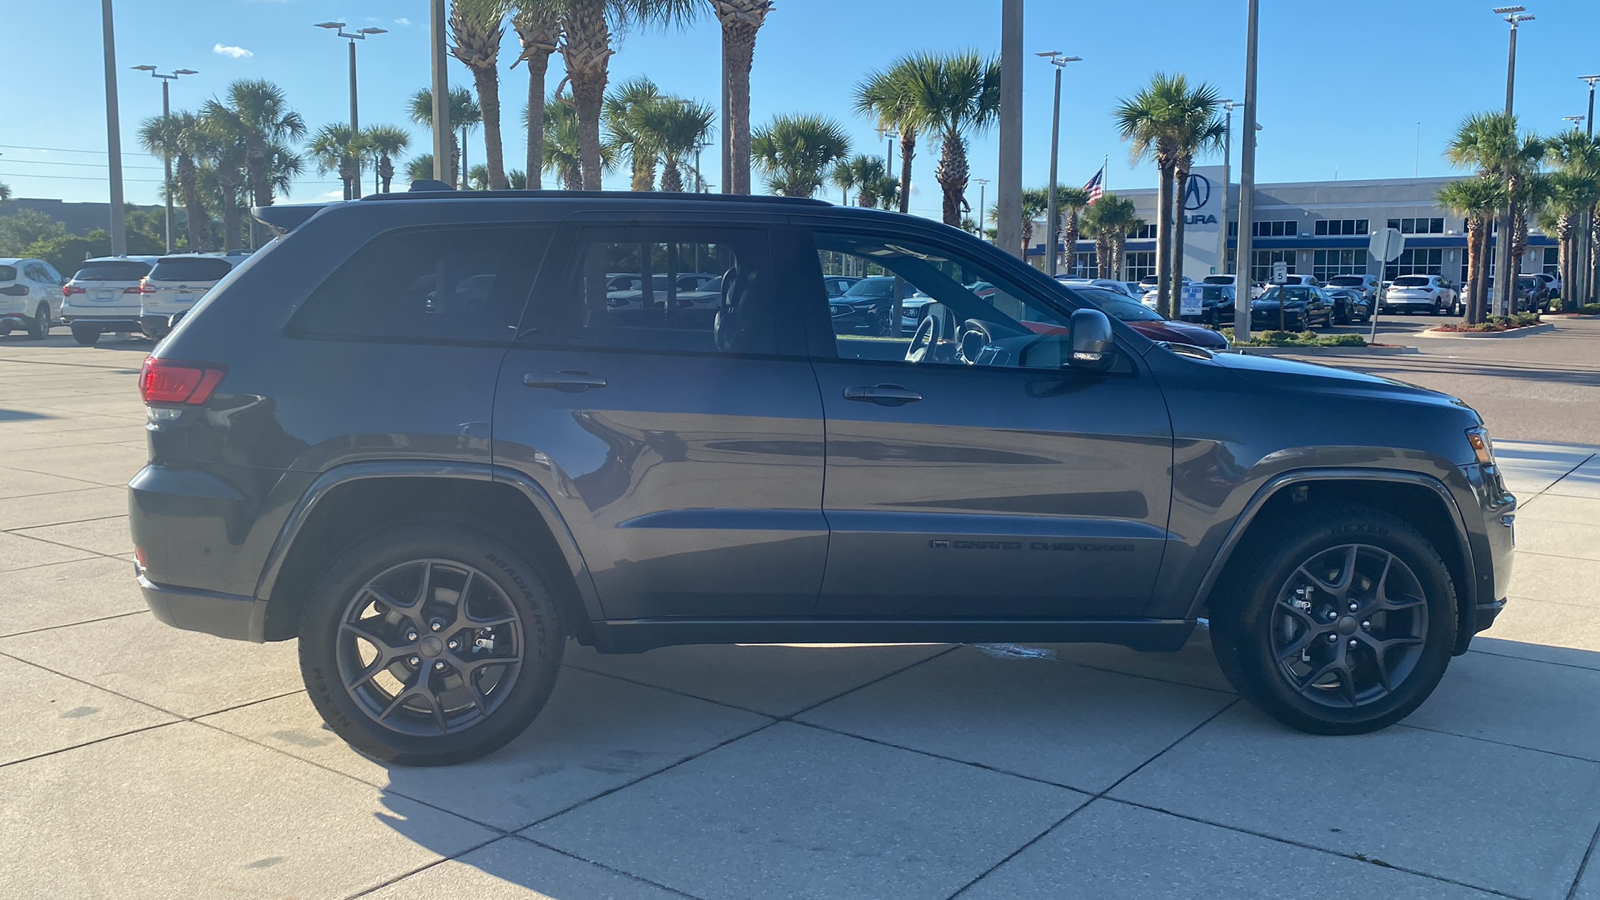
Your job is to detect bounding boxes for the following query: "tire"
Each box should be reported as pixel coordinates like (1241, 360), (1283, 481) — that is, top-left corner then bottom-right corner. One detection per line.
(1209, 504), (1457, 735)
(70, 324), (100, 346)
(298, 523), (567, 766)
(25, 303), (49, 340)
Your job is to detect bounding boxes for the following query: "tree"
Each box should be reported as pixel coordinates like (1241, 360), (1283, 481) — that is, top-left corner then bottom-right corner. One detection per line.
(1079, 192), (1142, 280)
(604, 77), (667, 190)
(0, 182), (10, 202)
(362, 125), (411, 193)
(0, 209), (67, 254)
(204, 80), (306, 247)
(992, 188), (1049, 259)
(536, 91), (587, 190)
(508, 1), (562, 190)
(1446, 111), (1545, 315)
(751, 114), (851, 198)
(193, 110), (249, 250)
(638, 95), (716, 192)
(308, 124), (366, 200)
(855, 57), (922, 214)
(21, 228), (162, 274)
(831, 155), (887, 207)
(1437, 177), (1507, 324)
(1115, 72), (1224, 316)
(139, 110), (210, 250)
(406, 154), (437, 184)
(873, 174), (900, 211)
(1544, 130), (1600, 310)
(450, 0), (509, 190)
(1052, 185), (1091, 275)
(709, 0), (772, 195)
(893, 51), (1000, 227)
(409, 86), (481, 188)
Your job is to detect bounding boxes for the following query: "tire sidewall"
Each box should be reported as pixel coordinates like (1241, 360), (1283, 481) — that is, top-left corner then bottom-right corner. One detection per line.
(1215, 509), (1457, 733)
(298, 524), (565, 765)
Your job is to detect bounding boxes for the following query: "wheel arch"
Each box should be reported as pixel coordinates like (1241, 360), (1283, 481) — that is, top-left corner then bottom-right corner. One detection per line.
(1191, 469), (1477, 654)
(255, 463), (600, 645)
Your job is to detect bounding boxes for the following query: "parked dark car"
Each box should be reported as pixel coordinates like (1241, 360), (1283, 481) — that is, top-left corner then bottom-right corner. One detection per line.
(1071, 286), (1230, 350)
(1516, 275), (1550, 313)
(1251, 285), (1335, 331)
(1324, 288), (1371, 324)
(133, 188), (1515, 764)
(822, 275), (860, 298)
(1177, 284), (1236, 326)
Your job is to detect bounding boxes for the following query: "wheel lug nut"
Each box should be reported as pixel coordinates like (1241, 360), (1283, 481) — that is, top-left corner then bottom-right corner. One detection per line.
(433, 661), (445, 671)
(408, 655), (420, 666)
(1349, 639), (1359, 648)
(1326, 633), (1339, 643)
(430, 620), (444, 632)
(405, 631), (418, 642)
(1326, 610), (1338, 620)
(1348, 602), (1359, 612)
(447, 639), (459, 650)
(1361, 620), (1371, 630)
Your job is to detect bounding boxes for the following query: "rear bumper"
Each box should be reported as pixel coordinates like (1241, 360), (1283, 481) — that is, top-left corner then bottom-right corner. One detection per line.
(61, 315), (142, 328)
(138, 569), (262, 641)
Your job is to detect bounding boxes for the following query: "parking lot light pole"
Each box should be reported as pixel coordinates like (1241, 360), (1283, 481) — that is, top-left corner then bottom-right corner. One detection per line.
(974, 178), (989, 238)
(101, 0), (127, 257)
(1234, 0), (1259, 344)
(316, 22), (385, 198)
(430, 0), (450, 185)
(1038, 52), (1081, 276)
(1582, 75), (1600, 305)
(1218, 100), (1235, 279)
(131, 65), (196, 253)
(995, 0), (1023, 259)
(1491, 6), (1532, 316)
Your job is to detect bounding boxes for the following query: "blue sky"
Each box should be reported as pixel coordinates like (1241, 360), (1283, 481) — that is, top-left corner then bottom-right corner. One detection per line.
(5, 0), (1600, 221)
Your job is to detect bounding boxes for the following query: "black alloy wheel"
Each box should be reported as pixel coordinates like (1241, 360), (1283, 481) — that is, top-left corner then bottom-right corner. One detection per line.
(26, 303), (49, 340)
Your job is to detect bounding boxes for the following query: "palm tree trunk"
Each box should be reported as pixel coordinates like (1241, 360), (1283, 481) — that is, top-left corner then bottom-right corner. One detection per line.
(1112, 234), (1127, 281)
(1468, 218), (1487, 324)
(661, 158), (684, 193)
(219, 176), (242, 251)
(562, 4), (611, 191)
(1062, 211), (1080, 277)
(470, 64), (508, 190)
(1154, 162), (1175, 318)
(177, 156), (207, 251)
(935, 132), (968, 227)
(716, 2), (767, 196)
(898, 129), (915, 214)
(525, 51), (552, 190)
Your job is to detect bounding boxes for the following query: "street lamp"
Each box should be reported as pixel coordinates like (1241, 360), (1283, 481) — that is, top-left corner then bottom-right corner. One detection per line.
(1037, 51), (1081, 276)
(1581, 75), (1600, 306)
(1217, 100), (1236, 280)
(1234, 0), (1260, 343)
(1490, 6), (1532, 316)
(1563, 115), (1586, 129)
(130, 65), (197, 253)
(316, 22), (385, 197)
(692, 140), (711, 193)
(973, 178), (990, 238)
(1492, 7), (1533, 115)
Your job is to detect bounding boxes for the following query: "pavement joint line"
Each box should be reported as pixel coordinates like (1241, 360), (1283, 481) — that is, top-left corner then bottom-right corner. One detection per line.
(1567, 816), (1600, 900)
(0, 530), (134, 566)
(1522, 453), (1598, 501)
(339, 835), (510, 900)
(1393, 721), (1600, 768)
(510, 834), (709, 900)
(944, 697), (1242, 899)
(2, 512), (130, 534)
(1507, 548), (1600, 564)
(0, 720), (184, 771)
(0, 609), (148, 641)
(1102, 795), (1536, 900)
(1469, 646), (1600, 674)
(0, 463), (134, 488)
(1004, 646), (1238, 698)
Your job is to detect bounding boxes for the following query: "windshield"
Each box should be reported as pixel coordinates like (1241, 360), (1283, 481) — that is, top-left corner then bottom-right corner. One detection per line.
(1259, 287), (1314, 303)
(1328, 276), (1365, 287)
(72, 260), (151, 282)
(1075, 288), (1164, 322)
(1202, 275), (1233, 285)
(1393, 276), (1431, 287)
(149, 258), (235, 282)
(841, 277), (896, 299)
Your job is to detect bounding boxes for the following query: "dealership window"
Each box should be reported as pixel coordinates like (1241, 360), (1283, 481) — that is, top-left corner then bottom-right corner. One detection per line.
(1251, 249), (1296, 283)
(1125, 251), (1155, 282)
(1313, 218), (1369, 236)
(1387, 217), (1445, 235)
(1312, 248), (1367, 281)
(1129, 223), (1157, 240)
(1071, 251), (1097, 278)
(1384, 247), (1444, 279)
(1543, 247), (1559, 277)
(1225, 248), (1237, 274)
(1228, 221), (1238, 238)
(1252, 220), (1299, 237)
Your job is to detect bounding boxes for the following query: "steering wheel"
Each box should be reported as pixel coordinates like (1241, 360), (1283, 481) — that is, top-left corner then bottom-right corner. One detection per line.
(905, 309), (944, 362)
(957, 319), (998, 365)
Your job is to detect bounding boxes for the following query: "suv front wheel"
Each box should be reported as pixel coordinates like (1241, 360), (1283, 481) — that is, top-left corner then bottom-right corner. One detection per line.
(299, 523), (566, 765)
(1210, 505), (1456, 734)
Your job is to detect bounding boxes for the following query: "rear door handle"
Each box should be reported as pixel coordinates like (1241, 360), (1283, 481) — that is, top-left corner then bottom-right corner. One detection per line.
(523, 371), (607, 392)
(843, 384), (922, 406)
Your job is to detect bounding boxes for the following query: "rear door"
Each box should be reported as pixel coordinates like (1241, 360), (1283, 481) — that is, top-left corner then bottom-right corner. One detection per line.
(493, 218), (827, 621)
(796, 227), (1175, 620)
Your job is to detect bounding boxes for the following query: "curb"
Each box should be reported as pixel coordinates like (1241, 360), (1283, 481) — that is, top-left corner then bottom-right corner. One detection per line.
(1414, 322), (1555, 339)
(1234, 345), (1419, 356)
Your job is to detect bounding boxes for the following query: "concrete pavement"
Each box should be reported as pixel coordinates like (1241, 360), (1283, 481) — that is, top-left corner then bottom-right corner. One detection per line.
(1, 331), (1598, 899)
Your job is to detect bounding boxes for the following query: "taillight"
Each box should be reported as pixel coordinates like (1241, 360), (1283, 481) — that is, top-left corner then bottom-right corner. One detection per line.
(63, 284), (85, 297)
(140, 357), (227, 406)
(126, 281), (157, 294)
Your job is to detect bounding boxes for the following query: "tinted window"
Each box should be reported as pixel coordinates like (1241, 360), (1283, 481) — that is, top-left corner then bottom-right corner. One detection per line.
(0, 266), (16, 281)
(523, 226), (774, 355)
(1328, 276), (1364, 287)
(294, 226), (551, 343)
(1393, 276), (1430, 287)
(1075, 288), (1163, 322)
(841, 277), (897, 299)
(72, 261), (151, 282)
(1202, 275), (1232, 285)
(150, 258), (235, 282)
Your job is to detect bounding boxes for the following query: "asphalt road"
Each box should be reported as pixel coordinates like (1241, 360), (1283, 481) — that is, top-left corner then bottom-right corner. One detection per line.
(1285, 315), (1600, 445)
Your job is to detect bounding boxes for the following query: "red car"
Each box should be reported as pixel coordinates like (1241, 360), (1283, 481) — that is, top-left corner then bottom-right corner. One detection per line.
(1054, 285), (1230, 351)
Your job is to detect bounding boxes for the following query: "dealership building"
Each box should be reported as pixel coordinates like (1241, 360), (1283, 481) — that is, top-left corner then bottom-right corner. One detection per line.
(1036, 165), (1556, 286)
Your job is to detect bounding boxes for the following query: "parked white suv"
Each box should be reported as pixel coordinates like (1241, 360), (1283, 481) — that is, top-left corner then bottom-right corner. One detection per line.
(137, 254), (242, 339)
(0, 258), (64, 340)
(1325, 274), (1379, 303)
(1383, 274), (1459, 315)
(1202, 273), (1265, 299)
(61, 256), (160, 345)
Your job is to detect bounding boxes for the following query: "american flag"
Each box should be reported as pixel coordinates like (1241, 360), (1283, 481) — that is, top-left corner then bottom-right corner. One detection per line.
(1082, 166), (1105, 203)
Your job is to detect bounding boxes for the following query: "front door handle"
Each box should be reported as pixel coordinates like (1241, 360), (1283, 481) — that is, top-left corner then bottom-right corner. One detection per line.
(843, 384), (922, 406)
(523, 371), (607, 392)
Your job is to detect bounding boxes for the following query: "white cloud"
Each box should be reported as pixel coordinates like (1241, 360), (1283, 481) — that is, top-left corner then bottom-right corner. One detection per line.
(394, 17), (411, 26)
(213, 43), (254, 59)
(315, 189), (344, 201)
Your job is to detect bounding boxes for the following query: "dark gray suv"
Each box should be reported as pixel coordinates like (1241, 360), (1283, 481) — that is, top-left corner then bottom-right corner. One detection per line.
(131, 189), (1516, 765)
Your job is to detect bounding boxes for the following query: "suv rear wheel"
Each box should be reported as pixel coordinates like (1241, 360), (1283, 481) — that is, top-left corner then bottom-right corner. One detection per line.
(1210, 505), (1456, 734)
(26, 302), (49, 340)
(299, 523), (566, 765)
(70, 324), (100, 346)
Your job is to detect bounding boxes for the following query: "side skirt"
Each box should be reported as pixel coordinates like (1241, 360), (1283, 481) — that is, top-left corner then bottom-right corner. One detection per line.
(589, 617), (1195, 655)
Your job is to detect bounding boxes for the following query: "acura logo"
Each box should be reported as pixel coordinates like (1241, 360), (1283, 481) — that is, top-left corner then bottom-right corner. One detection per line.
(1184, 173), (1211, 211)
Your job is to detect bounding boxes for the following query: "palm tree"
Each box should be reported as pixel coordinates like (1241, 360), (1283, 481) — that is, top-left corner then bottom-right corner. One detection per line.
(993, 188), (1050, 259)
(1115, 72), (1225, 316)
(604, 77), (666, 190)
(1437, 177), (1508, 324)
(1081, 192), (1141, 280)
(205, 80), (306, 247)
(1050, 185), (1092, 275)
(873, 174), (900, 211)
(361, 125), (410, 193)
(0, 182), (10, 202)
(893, 51), (1000, 227)
(406, 154), (436, 184)
(508, 169), (528, 189)
(639, 96), (715, 192)
(308, 124), (366, 200)
(830, 155), (887, 207)
(1544, 130), (1600, 310)
(709, 0), (772, 195)
(537, 91), (585, 190)
(195, 107), (250, 250)
(408, 87), (481, 188)
(1446, 111), (1545, 314)
(450, 0), (509, 190)
(508, 0), (562, 190)
(855, 57), (922, 214)
(751, 113), (851, 198)
(560, 0), (698, 190)
(138, 111), (209, 250)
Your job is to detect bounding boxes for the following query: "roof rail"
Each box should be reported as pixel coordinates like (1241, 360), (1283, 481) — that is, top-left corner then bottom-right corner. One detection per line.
(359, 188), (831, 207)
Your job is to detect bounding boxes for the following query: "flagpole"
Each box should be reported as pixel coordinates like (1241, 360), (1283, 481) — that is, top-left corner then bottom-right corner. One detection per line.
(1102, 154), (1108, 193)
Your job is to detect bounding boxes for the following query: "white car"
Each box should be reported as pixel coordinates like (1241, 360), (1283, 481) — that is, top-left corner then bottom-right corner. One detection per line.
(1269, 274), (1323, 289)
(0, 258), (64, 340)
(61, 256), (160, 345)
(1324, 274), (1379, 302)
(1382, 274), (1459, 315)
(1202, 273), (1266, 299)
(137, 254), (243, 339)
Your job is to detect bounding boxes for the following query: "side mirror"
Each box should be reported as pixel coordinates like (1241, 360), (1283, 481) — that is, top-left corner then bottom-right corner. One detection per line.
(1068, 308), (1113, 370)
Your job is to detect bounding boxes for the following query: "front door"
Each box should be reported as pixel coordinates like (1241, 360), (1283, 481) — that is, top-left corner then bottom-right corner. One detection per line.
(799, 229), (1175, 619)
(493, 221), (827, 621)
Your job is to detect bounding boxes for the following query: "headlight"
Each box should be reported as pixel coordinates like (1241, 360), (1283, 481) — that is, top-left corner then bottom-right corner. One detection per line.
(1466, 426), (1495, 467)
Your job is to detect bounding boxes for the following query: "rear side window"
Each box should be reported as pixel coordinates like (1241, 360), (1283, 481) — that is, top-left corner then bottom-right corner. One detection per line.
(73, 261), (151, 282)
(150, 258), (234, 282)
(0, 266), (16, 281)
(293, 226), (551, 344)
